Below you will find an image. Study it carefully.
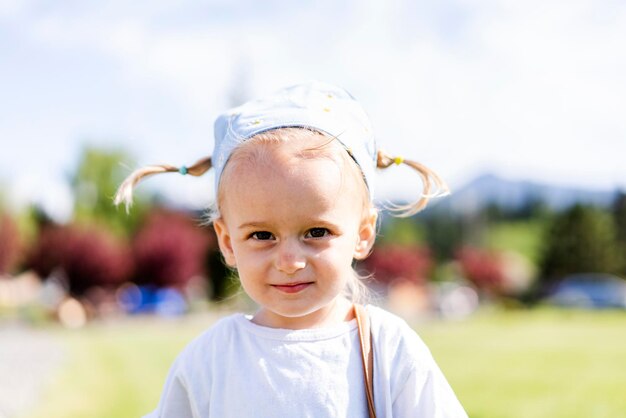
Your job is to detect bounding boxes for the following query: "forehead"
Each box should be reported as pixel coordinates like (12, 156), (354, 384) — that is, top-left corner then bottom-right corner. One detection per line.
(234, 157), (343, 203)
(217, 131), (370, 219)
(221, 129), (363, 187)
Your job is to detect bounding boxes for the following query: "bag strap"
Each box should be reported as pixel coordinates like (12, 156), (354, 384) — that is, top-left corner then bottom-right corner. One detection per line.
(354, 304), (376, 418)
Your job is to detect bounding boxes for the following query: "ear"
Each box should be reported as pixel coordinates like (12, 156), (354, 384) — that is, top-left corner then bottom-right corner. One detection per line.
(353, 208), (378, 260)
(213, 218), (237, 267)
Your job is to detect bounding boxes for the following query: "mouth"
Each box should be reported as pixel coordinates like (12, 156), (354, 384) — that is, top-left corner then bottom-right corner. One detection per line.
(271, 282), (314, 294)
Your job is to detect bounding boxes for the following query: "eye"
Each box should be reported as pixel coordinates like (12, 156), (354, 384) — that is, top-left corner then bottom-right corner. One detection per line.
(305, 228), (330, 239)
(251, 231), (274, 241)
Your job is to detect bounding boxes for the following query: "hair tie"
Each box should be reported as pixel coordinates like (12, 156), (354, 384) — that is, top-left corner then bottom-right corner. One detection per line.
(179, 166), (188, 175)
(393, 156), (404, 165)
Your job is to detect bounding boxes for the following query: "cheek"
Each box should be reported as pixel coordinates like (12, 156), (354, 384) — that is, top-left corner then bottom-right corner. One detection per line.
(319, 239), (358, 269)
(232, 245), (276, 282)
(234, 259), (264, 295)
(232, 246), (262, 271)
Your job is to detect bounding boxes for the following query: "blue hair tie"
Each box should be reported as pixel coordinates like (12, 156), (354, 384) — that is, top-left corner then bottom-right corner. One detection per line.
(179, 166), (188, 175)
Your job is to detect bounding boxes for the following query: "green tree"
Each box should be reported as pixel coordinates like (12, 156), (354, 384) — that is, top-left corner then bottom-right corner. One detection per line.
(611, 191), (626, 274)
(71, 146), (147, 237)
(540, 204), (622, 281)
(422, 212), (465, 261)
(377, 216), (426, 246)
(612, 191), (626, 242)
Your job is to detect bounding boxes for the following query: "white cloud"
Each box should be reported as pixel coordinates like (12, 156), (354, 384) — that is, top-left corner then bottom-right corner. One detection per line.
(0, 0), (30, 18)
(8, 174), (74, 223)
(2, 0), (626, 208)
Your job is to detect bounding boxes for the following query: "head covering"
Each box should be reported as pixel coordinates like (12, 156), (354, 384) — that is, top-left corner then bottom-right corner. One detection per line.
(213, 81), (378, 197)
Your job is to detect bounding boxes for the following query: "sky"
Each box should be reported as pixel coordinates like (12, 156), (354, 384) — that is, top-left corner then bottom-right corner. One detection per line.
(1, 0), (625, 222)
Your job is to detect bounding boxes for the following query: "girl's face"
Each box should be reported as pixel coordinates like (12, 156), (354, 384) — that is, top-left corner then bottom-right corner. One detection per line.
(213, 138), (377, 329)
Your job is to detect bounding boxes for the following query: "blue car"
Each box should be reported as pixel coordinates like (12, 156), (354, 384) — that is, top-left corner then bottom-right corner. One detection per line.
(547, 273), (626, 309)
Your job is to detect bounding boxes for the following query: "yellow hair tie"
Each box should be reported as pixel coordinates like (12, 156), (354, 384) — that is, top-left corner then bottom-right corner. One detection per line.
(394, 156), (404, 165)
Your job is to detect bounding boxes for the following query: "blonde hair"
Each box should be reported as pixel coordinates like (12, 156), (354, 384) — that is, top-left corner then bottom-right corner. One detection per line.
(113, 128), (448, 303)
(115, 129), (449, 217)
(114, 156), (213, 213)
(375, 150), (449, 217)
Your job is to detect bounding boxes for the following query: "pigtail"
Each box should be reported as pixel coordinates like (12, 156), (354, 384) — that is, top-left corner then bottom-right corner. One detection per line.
(377, 149), (449, 217)
(114, 156), (213, 212)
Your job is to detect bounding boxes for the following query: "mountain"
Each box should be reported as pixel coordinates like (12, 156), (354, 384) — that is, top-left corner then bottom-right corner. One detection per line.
(429, 173), (618, 215)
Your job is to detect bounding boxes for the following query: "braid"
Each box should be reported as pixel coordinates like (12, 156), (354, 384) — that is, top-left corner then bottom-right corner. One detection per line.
(114, 156), (212, 212)
(376, 149), (449, 217)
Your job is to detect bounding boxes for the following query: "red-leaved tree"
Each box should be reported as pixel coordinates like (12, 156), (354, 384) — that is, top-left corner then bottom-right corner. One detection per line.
(0, 213), (22, 275)
(361, 245), (433, 286)
(455, 247), (506, 295)
(132, 210), (215, 288)
(26, 224), (133, 295)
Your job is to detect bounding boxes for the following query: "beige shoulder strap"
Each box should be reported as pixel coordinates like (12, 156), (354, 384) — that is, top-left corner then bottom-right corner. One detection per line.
(354, 304), (376, 418)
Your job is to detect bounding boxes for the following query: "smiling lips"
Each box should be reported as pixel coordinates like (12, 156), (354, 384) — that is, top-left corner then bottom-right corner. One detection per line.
(271, 282), (314, 294)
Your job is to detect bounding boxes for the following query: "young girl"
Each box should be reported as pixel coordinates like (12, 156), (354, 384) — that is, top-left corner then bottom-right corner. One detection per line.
(115, 81), (467, 417)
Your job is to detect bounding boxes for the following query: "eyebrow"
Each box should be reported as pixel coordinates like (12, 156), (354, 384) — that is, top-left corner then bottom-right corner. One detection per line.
(237, 222), (270, 230)
(237, 219), (342, 230)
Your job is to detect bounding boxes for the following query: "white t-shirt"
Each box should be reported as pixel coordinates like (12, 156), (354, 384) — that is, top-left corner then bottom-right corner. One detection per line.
(145, 305), (467, 418)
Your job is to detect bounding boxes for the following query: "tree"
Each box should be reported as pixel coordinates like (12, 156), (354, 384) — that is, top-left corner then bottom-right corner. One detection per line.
(26, 224), (133, 295)
(540, 204), (622, 282)
(132, 209), (215, 288)
(206, 247), (238, 301)
(422, 212), (465, 260)
(71, 146), (146, 237)
(361, 245), (433, 286)
(455, 247), (506, 295)
(0, 213), (21, 274)
(377, 216), (425, 246)
(612, 191), (626, 273)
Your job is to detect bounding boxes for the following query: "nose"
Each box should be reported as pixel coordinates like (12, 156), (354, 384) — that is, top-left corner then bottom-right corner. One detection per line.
(275, 239), (306, 275)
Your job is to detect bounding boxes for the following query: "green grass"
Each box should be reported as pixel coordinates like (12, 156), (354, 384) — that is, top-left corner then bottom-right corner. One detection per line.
(414, 308), (626, 418)
(22, 308), (626, 418)
(485, 220), (545, 264)
(22, 315), (218, 418)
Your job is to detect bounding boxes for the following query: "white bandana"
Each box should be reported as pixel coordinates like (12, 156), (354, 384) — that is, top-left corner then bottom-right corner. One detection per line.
(213, 81), (377, 198)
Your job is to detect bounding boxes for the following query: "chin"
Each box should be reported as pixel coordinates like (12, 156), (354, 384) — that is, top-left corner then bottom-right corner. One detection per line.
(272, 304), (322, 318)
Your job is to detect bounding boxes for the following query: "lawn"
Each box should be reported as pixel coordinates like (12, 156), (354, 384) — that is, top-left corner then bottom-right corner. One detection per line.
(21, 307), (626, 418)
(414, 308), (626, 418)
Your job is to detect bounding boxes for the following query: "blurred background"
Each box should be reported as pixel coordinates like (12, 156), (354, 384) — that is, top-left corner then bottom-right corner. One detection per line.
(1, 1), (625, 417)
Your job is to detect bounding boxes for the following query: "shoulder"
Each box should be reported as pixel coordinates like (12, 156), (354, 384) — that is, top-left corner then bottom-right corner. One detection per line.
(366, 305), (436, 369)
(175, 313), (247, 368)
(366, 304), (408, 327)
(366, 304), (420, 341)
(366, 306), (469, 416)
